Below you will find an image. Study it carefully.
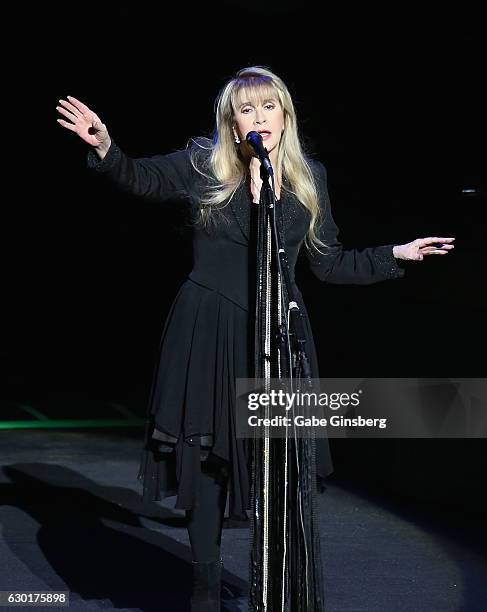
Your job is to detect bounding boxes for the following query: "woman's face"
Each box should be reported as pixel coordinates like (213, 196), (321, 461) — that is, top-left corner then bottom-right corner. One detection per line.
(233, 88), (285, 159)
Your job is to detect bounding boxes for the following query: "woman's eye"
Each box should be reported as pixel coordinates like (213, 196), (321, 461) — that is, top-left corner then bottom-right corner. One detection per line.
(242, 108), (252, 114)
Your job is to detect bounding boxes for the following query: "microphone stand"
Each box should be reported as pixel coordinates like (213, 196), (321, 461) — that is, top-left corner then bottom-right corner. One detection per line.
(249, 159), (326, 611)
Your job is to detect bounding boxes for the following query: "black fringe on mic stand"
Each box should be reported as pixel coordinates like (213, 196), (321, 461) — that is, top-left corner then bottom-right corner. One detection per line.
(248, 160), (326, 612)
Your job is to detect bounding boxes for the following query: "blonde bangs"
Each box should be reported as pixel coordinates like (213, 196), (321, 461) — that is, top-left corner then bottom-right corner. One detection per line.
(230, 79), (283, 115)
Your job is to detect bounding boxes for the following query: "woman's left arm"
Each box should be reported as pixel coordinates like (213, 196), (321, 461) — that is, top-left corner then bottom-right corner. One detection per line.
(304, 161), (454, 285)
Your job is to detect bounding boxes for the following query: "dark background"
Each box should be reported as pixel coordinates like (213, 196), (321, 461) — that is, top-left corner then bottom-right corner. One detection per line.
(4, 2), (486, 508)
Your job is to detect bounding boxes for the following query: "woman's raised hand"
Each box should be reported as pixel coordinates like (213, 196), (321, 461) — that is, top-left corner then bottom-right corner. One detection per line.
(56, 96), (111, 157)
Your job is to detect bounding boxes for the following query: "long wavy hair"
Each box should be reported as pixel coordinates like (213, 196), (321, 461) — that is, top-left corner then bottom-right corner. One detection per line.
(189, 66), (328, 254)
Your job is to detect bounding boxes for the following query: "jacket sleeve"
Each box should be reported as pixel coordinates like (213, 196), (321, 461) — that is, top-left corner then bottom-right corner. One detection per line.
(304, 161), (405, 284)
(86, 140), (194, 203)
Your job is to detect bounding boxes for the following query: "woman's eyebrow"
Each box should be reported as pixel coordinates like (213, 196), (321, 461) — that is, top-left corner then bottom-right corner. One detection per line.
(239, 98), (278, 109)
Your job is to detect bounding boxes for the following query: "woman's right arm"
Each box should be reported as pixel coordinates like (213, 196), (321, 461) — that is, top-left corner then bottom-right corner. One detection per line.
(56, 96), (193, 202)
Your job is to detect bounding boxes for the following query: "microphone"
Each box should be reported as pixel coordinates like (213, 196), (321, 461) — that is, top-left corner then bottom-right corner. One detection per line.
(246, 131), (274, 175)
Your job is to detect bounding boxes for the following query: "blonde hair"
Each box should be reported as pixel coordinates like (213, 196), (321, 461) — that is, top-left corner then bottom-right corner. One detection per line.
(189, 66), (329, 254)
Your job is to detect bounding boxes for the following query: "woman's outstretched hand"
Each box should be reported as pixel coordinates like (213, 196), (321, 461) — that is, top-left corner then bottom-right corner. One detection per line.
(56, 96), (111, 159)
(393, 237), (455, 261)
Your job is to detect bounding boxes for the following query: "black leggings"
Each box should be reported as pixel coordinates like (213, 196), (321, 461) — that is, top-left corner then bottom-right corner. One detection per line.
(185, 454), (229, 562)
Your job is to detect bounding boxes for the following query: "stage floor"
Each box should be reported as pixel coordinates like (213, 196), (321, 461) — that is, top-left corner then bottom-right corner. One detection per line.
(1, 429), (485, 611)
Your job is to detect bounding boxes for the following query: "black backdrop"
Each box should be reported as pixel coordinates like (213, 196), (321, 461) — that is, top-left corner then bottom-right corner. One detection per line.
(4, 1), (486, 509)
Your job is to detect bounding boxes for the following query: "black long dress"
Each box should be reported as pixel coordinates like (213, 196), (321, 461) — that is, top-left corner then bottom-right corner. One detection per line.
(87, 140), (405, 521)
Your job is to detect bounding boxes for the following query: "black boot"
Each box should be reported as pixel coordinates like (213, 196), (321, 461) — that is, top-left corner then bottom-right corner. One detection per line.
(190, 558), (223, 612)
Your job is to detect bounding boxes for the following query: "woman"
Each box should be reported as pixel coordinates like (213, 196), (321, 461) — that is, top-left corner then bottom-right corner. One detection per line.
(57, 66), (454, 611)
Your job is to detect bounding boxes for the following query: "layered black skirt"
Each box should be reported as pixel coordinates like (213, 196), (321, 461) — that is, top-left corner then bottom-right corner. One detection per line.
(137, 276), (333, 521)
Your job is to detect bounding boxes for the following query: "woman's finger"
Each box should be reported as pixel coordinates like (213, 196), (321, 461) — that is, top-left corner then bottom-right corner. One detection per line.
(59, 98), (84, 118)
(57, 118), (78, 132)
(419, 244), (454, 253)
(419, 237), (455, 246)
(66, 95), (92, 115)
(56, 105), (79, 123)
(421, 248), (450, 254)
